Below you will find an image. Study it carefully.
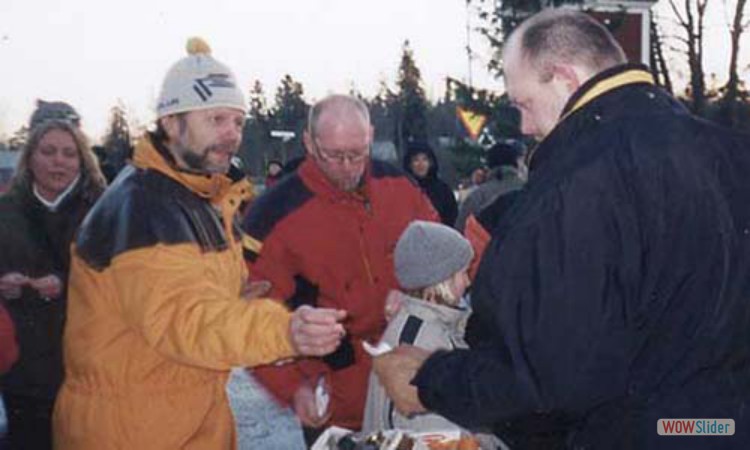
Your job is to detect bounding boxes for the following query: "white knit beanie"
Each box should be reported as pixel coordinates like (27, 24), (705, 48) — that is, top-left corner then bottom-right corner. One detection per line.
(156, 37), (246, 118)
(395, 221), (474, 290)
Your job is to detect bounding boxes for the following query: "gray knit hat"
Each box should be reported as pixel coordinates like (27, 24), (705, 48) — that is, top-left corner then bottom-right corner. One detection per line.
(156, 37), (246, 118)
(395, 221), (474, 290)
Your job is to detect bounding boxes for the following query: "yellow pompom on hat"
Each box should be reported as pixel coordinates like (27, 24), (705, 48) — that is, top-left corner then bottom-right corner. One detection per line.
(186, 36), (212, 55)
(156, 37), (246, 118)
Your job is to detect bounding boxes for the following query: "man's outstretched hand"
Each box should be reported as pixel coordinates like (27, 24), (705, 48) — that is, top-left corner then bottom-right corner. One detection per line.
(290, 305), (347, 356)
(373, 345), (430, 416)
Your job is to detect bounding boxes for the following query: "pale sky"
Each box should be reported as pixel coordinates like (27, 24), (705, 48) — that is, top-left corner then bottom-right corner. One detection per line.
(0, 0), (495, 140)
(0, 0), (747, 141)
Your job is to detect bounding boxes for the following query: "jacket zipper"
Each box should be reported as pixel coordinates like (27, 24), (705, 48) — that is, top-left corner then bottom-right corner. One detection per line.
(358, 226), (375, 285)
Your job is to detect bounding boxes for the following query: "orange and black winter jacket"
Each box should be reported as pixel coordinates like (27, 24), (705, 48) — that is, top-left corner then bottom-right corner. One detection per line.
(242, 157), (439, 429)
(53, 136), (297, 450)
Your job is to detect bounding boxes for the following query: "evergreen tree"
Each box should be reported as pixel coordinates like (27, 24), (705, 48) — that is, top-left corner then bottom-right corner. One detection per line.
(270, 74), (309, 161)
(239, 80), (274, 175)
(272, 75), (308, 133)
(366, 80), (397, 142)
(7, 125), (29, 152)
(392, 40), (430, 151)
(248, 80), (269, 123)
(100, 102), (132, 181)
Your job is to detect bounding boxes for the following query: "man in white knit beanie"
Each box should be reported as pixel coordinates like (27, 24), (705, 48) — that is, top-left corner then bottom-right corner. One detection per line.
(53, 38), (346, 450)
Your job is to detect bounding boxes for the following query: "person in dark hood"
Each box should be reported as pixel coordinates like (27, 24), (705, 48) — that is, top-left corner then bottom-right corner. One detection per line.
(403, 142), (458, 226)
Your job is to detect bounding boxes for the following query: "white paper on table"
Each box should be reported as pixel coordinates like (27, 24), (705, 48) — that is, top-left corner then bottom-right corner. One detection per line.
(314, 376), (329, 418)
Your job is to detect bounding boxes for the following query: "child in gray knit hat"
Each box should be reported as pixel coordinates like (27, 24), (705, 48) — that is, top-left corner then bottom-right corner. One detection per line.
(361, 221), (502, 448)
(391, 220), (473, 306)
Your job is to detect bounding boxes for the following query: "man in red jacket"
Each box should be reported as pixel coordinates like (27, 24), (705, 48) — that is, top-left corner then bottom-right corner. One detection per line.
(242, 94), (438, 443)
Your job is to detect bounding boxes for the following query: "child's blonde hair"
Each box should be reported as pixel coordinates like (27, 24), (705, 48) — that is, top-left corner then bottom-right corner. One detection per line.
(395, 221), (473, 305)
(406, 272), (465, 306)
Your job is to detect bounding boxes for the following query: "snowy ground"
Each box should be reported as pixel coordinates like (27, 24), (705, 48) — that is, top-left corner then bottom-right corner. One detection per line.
(0, 369), (306, 449)
(227, 368), (307, 450)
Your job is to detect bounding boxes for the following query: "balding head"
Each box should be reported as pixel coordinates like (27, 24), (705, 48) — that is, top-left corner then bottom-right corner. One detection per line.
(504, 9), (626, 83)
(304, 94), (373, 192)
(502, 10), (627, 140)
(307, 94), (371, 140)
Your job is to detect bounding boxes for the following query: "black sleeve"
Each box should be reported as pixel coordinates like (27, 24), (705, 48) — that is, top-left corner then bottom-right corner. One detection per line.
(436, 180), (458, 227)
(413, 348), (533, 425)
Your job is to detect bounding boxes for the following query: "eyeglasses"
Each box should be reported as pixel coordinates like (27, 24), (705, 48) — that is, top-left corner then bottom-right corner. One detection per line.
(314, 141), (369, 165)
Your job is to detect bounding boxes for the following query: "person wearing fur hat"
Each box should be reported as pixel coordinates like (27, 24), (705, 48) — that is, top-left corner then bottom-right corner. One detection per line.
(28, 99), (81, 130)
(52, 38), (346, 450)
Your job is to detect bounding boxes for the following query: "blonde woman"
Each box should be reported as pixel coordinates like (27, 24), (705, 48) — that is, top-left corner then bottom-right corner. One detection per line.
(0, 115), (105, 449)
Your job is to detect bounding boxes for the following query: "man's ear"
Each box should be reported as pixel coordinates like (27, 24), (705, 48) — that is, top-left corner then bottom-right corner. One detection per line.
(303, 129), (315, 157)
(551, 63), (582, 94)
(160, 116), (179, 142)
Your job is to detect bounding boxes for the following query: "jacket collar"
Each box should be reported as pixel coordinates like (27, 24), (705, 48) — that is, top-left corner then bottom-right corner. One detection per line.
(133, 134), (233, 202)
(402, 295), (471, 328)
(33, 175), (81, 211)
(298, 156), (372, 205)
(560, 63), (655, 120)
(527, 64), (655, 167)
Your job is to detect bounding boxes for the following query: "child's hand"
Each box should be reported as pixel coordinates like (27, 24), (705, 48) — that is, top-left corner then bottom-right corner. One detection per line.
(384, 289), (405, 321)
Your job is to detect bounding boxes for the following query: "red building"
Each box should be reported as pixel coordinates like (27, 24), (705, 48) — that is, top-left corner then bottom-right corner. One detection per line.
(495, 0), (657, 64)
(585, 0), (657, 64)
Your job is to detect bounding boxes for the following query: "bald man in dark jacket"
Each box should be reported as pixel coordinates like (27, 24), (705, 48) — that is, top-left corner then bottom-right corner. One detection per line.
(376, 10), (750, 450)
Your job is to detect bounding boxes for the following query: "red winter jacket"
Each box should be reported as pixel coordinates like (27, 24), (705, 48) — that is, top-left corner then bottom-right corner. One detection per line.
(0, 303), (19, 373)
(242, 157), (438, 429)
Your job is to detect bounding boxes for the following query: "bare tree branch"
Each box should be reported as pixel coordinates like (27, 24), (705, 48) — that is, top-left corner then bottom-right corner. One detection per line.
(668, 0), (688, 25)
(720, 0), (748, 126)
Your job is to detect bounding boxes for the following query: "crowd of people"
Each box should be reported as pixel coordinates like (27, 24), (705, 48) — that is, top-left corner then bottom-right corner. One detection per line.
(1, 9), (750, 450)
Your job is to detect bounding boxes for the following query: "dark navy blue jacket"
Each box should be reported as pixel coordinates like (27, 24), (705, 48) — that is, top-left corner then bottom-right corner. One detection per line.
(412, 65), (750, 450)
